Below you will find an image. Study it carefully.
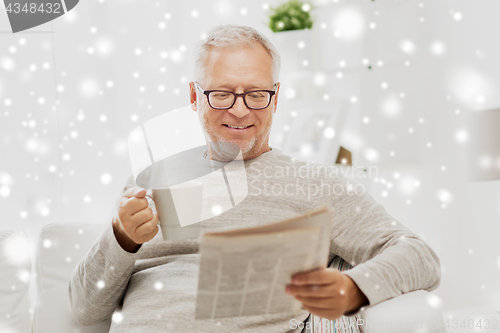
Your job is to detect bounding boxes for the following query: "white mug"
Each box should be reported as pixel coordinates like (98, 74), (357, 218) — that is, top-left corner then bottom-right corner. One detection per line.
(152, 182), (203, 241)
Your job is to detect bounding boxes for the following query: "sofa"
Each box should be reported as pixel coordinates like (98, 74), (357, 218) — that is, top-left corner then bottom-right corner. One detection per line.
(0, 223), (447, 333)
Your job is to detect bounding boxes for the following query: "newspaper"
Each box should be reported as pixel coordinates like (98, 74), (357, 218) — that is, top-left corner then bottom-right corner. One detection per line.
(195, 205), (333, 319)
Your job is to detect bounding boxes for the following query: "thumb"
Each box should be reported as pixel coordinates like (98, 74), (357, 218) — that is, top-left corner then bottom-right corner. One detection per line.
(134, 189), (147, 198)
(123, 186), (147, 198)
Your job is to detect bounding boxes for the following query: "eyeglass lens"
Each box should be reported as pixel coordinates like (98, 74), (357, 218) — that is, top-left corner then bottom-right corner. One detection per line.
(209, 91), (271, 109)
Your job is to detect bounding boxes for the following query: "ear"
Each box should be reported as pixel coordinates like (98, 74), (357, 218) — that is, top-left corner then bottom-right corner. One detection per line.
(189, 82), (198, 112)
(272, 82), (280, 113)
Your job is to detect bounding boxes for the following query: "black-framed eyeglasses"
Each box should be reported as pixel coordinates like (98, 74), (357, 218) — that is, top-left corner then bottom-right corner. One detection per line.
(193, 81), (277, 110)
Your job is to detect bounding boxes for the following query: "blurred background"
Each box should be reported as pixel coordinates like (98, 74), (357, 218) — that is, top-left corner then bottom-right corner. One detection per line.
(1, 0), (499, 320)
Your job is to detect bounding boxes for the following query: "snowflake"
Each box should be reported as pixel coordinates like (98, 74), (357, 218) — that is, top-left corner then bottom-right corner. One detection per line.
(3, 234), (30, 265)
(400, 39), (416, 54)
(79, 78), (100, 98)
(1, 57), (16, 71)
(436, 189), (453, 204)
(40, 207), (50, 216)
(17, 269), (30, 283)
(112, 312), (123, 323)
(453, 12), (462, 21)
(211, 205), (223, 215)
(101, 173), (112, 185)
(364, 148), (379, 163)
(323, 127), (335, 139)
(0, 186), (10, 198)
(426, 294), (442, 309)
(431, 41), (445, 56)
(454, 129), (469, 143)
(313, 73), (327, 86)
(333, 8), (365, 41)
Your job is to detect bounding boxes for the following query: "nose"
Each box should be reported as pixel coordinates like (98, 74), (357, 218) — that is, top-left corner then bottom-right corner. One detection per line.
(227, 95), (250, 118)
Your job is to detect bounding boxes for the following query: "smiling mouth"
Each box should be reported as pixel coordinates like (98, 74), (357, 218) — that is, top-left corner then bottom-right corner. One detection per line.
(223, 124), (254, 129)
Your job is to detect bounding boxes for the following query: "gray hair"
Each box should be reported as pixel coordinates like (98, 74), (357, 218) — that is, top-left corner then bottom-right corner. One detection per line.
(192, 24), (281, 85)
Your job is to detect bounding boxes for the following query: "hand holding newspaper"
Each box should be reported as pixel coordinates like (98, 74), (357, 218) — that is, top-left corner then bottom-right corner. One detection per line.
(195, 205), (333, 319)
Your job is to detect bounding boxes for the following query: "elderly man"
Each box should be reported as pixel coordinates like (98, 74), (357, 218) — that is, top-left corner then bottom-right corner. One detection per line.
(69, 24), (441, 332)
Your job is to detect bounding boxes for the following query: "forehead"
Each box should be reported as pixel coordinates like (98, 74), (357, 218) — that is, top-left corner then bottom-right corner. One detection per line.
(202, 42), (274, 88)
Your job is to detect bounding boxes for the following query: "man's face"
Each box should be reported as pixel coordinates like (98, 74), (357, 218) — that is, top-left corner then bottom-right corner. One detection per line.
(189, 42), (280, 160)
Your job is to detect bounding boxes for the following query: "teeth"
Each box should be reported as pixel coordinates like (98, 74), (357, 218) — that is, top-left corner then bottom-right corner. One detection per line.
(227, 125), (249, 129)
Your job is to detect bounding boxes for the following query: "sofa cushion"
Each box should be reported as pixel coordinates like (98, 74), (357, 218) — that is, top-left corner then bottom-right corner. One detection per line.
(33, 223), (111, 333)
(361, 290), (447, 332)
(0, 230), (31, 333)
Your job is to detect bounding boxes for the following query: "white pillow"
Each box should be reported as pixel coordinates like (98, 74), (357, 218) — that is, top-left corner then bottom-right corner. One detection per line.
(33, 223), (111, 333)
(361, 290), (446, 333)
(0, 230), (32, 333)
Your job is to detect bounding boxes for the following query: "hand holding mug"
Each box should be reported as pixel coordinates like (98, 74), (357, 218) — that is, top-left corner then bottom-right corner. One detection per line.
(112, 187), (159, 252)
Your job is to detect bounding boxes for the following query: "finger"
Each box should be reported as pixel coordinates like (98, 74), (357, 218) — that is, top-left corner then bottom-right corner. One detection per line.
(294, 295), (339, 309)
(145, 195), (157, 214)
(286, 283), (337, 298)
(301, 304), (343, 321)
(133, 224), (159, 245)
(141, 225), (159, 240)
(123, 187), (147, 198)
(122, 197), (149, 215)
(144, 189), (154, 200)
(135, 213), (159, 237)
(292, 268), (341, 286)
(131, 207), (154, 225)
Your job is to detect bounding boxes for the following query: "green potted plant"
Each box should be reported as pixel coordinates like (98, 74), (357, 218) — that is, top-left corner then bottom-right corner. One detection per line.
(268, 0), (314, 71)
(269, 0), (314, 33)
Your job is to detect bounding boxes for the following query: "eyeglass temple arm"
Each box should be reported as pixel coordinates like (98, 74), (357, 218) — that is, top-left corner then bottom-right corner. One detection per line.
(193, 81), (204, 93)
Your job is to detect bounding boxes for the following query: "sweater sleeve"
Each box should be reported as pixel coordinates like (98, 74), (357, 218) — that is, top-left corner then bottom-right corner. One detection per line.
(328, 176), (441, 314)
(68, 175), (149, 325)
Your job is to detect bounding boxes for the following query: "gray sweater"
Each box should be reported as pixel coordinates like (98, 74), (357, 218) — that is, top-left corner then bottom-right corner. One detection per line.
(69, 147), (441, 332)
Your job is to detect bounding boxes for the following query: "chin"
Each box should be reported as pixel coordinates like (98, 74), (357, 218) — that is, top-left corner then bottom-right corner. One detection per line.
(232, 140), (254, 154)
(227, 137), (256, 154)
(202, 122), (264, 158)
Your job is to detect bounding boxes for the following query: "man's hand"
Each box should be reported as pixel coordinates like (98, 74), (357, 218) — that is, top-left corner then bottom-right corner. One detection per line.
(112, 187), (159, 253)
(285, 268), (369, 320)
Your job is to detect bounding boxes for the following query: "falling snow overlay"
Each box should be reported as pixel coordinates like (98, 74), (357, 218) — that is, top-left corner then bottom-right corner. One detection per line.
(1, 0), (500, 331)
